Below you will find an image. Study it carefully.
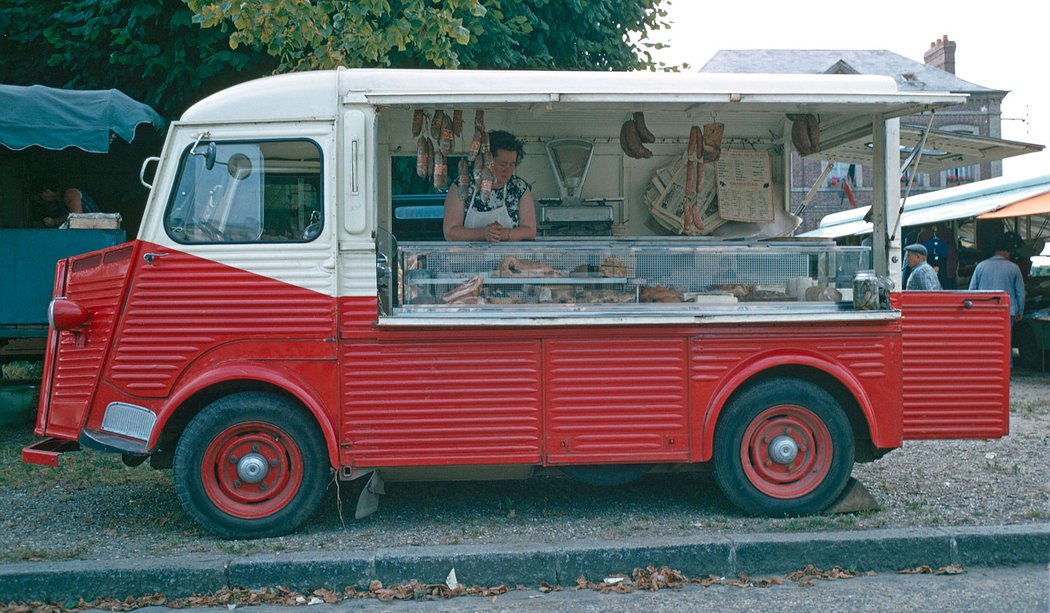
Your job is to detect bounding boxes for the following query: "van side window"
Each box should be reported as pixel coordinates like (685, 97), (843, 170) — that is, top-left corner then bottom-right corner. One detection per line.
(165, 140), (323, 244)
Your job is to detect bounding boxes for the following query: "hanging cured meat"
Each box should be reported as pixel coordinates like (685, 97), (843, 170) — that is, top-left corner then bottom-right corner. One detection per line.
(634, 111), (656, 143)
(702, 122), (724, 163)
(433, 150), (447, 189)
(619, 117), (653, 159)
(439, 112), (454, 155)
(789, 113), (820, 155)
(412, 109), (425, 138)
(683, 126), (698, 233)
(452, 110), (464, 138)
(416, 135), (430, 178)
(458, 158), (469, 190)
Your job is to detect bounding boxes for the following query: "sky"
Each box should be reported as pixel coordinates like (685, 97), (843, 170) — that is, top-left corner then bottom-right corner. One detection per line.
(651, 0), (1049, 179)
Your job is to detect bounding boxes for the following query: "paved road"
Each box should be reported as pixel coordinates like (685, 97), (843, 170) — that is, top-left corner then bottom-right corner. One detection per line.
(89, 564), (1049, 613)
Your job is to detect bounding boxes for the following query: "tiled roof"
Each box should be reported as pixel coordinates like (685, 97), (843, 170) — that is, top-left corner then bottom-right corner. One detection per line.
(700, 49), (1006, 95)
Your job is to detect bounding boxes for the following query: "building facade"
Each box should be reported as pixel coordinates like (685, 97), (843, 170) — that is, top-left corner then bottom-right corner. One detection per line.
(701, 36), (1008, 233)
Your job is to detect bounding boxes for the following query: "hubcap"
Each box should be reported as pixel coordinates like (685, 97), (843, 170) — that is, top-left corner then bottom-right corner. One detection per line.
(201, 422), (304, 519)
(237, 453), (269, 483)
(769, 435), (799, 465)
(740, 404), (834, 499)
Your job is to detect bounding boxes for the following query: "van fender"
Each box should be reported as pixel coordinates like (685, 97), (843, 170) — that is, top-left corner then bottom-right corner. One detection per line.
(693, 350), (888, 463)
(151, 361), (340, 468)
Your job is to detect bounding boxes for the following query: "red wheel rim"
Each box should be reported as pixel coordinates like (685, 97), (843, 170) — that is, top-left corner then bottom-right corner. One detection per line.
(200, 422), (304, 519)
(739, 405), (833, 499)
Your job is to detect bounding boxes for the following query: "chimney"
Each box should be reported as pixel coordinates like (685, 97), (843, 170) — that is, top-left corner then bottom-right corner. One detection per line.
(924, 34), (957, 74)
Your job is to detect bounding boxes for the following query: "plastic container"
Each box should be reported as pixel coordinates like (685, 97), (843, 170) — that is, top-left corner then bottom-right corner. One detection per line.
(0, 385), (39, 427)
(852, 270), (879, 310)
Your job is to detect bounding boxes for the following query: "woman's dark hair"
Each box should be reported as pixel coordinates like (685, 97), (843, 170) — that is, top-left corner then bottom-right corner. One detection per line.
(32, 178), (59, 194)
(488, 130), (525, 161)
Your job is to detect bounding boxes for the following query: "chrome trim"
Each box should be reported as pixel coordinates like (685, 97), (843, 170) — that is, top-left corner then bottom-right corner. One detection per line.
(101, 403), (158, 442)
(47, 297), (62, 329)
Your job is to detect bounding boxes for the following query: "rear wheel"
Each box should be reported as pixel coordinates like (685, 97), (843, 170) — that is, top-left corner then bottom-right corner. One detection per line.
(713, 378), (854, 516)
(173, 392), (329, 539)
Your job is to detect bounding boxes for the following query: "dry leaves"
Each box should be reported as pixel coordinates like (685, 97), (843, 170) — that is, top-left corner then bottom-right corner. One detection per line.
(786, 564), (871, 587)
(899, 564), (966, 575)
(0, 563), (969, 611)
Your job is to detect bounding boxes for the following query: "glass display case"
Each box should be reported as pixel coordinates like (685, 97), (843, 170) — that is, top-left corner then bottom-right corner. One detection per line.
(393, 239), (871, 314)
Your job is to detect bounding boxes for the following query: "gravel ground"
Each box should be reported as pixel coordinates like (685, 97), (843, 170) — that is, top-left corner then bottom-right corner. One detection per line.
(1, 371), (1047, 563)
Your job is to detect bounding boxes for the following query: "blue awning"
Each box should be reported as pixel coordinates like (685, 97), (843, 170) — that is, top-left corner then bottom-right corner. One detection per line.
(0, 84), (165, 153)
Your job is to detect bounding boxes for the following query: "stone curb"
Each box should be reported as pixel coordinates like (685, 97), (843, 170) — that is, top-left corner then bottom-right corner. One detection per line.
(1, 525), (1047, 603)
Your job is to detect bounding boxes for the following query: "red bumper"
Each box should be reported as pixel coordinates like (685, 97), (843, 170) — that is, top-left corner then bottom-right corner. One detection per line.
(22, 437), (81, 467)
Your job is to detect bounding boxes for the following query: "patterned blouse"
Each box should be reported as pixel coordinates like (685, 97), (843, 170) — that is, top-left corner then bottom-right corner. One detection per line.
(461, 175), (530, 226)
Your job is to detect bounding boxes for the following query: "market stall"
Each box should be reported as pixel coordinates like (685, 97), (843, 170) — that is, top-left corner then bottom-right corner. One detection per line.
(0, 84), (164, 338)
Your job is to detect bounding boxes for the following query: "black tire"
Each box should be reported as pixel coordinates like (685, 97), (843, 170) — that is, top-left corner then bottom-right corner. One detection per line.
(1015, 322), (1043, 371)
(173, 392), (329, 539)
(713, 378), (854, 516)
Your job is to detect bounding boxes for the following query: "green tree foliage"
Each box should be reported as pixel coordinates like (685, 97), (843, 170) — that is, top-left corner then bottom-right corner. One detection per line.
(185, 0), (672, 71)
(0, 0), (671, 119)
(0, 0), (277, 119)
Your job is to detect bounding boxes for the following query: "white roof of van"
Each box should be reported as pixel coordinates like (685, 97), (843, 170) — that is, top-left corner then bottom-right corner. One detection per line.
(181, 68), (966, 124)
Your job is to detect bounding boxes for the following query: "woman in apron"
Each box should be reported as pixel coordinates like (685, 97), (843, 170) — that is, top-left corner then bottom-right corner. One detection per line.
(443, 130), (537, 242)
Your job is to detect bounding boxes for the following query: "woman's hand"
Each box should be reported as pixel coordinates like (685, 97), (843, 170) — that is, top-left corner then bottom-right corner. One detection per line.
(485, 222), (511, 243)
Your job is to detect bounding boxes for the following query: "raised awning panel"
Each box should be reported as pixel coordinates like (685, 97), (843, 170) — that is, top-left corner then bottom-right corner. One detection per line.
(816, 127), (1044, 175)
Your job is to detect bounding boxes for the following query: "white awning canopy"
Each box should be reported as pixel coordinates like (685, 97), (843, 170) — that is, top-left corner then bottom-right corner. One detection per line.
(816, 127), (1043, 175)
(801, 172), (1050, 238)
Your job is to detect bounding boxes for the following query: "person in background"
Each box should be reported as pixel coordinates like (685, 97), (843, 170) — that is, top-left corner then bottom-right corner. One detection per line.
(903, 243), (941, 290)
(35, 179), (100, 227)
(969, 236), (1025, 324)
(917, 224), (956, 289)
(443, 130), (537, 243)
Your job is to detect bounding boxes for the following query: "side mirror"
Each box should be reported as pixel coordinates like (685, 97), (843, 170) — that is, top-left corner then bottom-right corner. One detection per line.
(205, 141), (217, 170)
(302, 210), (322, 241)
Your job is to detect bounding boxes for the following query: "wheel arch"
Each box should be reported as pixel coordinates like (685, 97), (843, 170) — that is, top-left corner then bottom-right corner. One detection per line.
(698, 355), (881, 463)
(150, 363), (339, 469)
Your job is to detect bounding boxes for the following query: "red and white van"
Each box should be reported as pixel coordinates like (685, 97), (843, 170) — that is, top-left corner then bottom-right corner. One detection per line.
(23, 69), (1011, 538)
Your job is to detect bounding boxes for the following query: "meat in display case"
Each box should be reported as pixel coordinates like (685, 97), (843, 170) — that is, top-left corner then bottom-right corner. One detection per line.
(395, 240), (871, 312)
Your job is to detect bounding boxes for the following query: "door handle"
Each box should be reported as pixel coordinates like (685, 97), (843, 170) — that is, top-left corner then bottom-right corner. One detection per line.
(143, 252), (169, 265)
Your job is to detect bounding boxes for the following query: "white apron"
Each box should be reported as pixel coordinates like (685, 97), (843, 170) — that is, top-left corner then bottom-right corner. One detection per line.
(463, 184), (514, 229)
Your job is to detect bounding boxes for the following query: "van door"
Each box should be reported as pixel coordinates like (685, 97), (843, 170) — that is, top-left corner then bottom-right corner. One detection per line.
(114, 127), (339, 398)
(893, 291), (1010, 439)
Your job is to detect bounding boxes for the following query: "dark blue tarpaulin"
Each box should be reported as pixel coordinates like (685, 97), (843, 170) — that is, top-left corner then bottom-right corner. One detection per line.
(0, 84), (164, 153)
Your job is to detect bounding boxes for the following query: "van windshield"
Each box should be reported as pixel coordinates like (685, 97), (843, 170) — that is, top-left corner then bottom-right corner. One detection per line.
(164, 140), (322, 244)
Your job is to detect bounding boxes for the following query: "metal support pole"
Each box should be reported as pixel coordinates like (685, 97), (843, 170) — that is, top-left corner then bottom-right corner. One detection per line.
(872, 117), (902, 287)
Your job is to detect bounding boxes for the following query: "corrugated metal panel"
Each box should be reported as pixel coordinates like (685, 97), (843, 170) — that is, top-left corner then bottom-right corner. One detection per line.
(894, 292), (1010, 439)
(342, 340), (542, 466)
(338, 296), (378, 338)
(545, 338), (689, 463)
(109, 246), (335, 396)
(47, 244), (136, 436)
(689, 323), (903, 455)
(179, 241), (340, 297)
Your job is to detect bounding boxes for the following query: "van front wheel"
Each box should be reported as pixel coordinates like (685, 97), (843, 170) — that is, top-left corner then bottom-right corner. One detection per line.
(173, 392), (329, 539)
(713, 378), (854, 516)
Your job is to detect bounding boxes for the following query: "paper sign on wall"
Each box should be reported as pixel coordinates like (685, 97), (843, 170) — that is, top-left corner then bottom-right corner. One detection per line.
(715, 150), (774, 223)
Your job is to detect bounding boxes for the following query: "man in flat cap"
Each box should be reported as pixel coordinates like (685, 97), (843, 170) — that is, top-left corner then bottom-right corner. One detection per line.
(904, 243), (941, 290)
